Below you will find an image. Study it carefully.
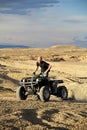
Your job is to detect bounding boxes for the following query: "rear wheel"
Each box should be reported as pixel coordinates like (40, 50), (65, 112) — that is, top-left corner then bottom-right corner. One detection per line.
(16, 86), (27, 100)
(57, 86), (68, 100)
(39, 86), (50, 102)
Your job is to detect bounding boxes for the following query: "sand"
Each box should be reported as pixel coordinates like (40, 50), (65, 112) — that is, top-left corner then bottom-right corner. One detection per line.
(0, 45), (87, 130)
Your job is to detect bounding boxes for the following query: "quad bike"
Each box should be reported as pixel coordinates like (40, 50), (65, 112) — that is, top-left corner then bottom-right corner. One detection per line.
(16, 73), (68, 102)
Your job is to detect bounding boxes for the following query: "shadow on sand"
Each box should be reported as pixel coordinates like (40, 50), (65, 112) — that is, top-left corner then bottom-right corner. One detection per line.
(21, 108), (70, 130)
(0, 73), (19, 85)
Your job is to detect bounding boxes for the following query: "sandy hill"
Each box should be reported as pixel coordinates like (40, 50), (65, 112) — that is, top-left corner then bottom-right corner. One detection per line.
(0, 45), (87, 62)
(0, 45), (87, 130)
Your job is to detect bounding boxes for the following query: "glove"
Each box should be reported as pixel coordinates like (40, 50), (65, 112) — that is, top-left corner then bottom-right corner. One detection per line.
(43, 72), (47, 77)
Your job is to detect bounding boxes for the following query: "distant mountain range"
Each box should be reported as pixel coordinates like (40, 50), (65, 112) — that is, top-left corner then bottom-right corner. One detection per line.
(0, 44), (29, 48)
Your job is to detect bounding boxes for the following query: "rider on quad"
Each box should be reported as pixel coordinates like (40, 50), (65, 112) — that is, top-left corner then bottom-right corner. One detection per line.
(16, 56), (68, 102)
(33, 56), (52, 77)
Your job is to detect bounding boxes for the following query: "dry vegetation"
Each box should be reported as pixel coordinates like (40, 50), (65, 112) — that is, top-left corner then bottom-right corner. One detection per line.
(0, 45), (87, 130)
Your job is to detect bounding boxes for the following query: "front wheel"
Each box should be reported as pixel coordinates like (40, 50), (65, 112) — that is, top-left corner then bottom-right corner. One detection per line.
(57, 86), (68, 100)
(39, 86), (50, 102)
(16, 86), (27, 100)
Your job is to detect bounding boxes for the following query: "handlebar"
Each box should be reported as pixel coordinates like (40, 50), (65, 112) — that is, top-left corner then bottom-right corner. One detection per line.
(33, 73), (48, 78)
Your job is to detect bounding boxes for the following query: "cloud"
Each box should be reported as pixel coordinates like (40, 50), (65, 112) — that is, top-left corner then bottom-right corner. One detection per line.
(63, 15), (87, 24)
(84, 36), (87, 39)
(72, 35), (87, 48)
(0, 13), (55, 45)
(0, 0), (59, 15)
(0, 12), (73, 47)
(73, 35), (87, 42)
(0, 12), (86, 47)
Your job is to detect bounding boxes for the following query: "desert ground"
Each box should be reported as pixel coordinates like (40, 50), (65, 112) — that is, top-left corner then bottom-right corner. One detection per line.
(0, 45), (87, 130)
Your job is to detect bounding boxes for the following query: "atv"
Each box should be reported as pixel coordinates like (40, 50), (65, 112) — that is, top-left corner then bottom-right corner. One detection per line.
(16, 73), (68, 102)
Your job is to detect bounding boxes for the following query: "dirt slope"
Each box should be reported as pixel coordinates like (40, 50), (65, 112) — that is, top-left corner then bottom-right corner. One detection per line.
(0, 46), (87, 130)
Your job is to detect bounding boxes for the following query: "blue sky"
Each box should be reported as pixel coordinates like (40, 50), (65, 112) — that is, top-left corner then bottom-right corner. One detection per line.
(0, 0), (87, 47)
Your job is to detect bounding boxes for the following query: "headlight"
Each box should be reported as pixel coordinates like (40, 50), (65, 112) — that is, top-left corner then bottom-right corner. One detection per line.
(23, 79), (25, 82)
(36, 78), (39, 82)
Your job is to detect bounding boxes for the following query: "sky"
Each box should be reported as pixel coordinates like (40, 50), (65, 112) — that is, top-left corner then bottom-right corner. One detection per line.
(0, 0), (87, 48)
